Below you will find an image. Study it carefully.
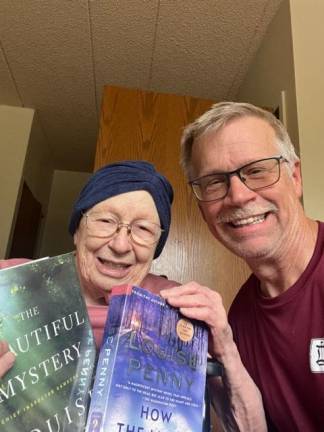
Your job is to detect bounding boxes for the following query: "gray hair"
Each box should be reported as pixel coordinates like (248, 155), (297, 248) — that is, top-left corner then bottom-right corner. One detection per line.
(180, 101), (299, 178)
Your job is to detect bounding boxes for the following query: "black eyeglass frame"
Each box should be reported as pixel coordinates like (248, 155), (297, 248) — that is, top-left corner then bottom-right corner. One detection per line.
(189, 156), (288, 202)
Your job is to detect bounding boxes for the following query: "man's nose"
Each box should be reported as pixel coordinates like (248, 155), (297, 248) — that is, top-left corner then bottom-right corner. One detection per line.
(225, 174), (257, 205)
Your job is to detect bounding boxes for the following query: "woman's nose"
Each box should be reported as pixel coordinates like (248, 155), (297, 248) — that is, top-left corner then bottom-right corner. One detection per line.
(108, 225), (132, 253)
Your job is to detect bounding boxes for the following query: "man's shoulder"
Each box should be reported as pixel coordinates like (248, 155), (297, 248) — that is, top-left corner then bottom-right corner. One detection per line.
(0, 258), (31, 270)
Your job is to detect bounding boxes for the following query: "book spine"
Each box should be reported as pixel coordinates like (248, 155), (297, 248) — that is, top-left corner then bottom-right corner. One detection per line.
(67, 326), (97, 431)
(85, 293), (129, 432)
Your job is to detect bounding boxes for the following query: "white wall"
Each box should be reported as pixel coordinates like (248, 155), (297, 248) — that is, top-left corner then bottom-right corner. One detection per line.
(0, 105), (34, 258)
(39, 170), (91, 257)
(237, 0), (299, 151)
(290, 0), (324, 220)
(239, 0), (324, 221)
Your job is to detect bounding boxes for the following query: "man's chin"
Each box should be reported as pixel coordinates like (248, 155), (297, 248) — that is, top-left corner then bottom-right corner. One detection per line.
(234, 245), (272, 261)
(221, 238), (271, 260)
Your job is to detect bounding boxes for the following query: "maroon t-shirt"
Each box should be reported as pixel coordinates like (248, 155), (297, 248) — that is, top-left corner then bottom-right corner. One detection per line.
(229, 221), (324, 431)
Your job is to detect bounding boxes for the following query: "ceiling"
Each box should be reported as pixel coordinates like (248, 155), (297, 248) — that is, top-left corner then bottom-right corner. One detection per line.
(0, 0), (283, 172)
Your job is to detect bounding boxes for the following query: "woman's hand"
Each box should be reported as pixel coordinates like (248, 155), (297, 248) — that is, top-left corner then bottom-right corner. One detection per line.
(0, 340), (15, 378)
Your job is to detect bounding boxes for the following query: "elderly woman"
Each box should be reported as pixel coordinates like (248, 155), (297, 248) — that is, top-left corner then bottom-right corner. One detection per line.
(0, 160), (177, 375)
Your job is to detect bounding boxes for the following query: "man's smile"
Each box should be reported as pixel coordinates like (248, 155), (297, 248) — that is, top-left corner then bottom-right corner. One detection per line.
(229, 213), (268, 228)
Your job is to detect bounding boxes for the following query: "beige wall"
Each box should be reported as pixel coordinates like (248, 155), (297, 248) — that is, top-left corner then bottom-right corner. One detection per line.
(238, 0), (299, 152)
(0, 105), (34, 258)
(290, 0), (324, 220)
(0, 105), (54, 258)
(39, 170), (91, 258)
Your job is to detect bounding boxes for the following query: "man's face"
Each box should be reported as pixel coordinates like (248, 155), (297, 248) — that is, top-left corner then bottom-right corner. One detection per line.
(191, 116), (303, 261)
(73, 190), (160, 305)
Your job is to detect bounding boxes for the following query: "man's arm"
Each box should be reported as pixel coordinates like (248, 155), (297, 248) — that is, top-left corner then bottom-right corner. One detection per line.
(0, 340), (15, 378)
(160, 282), (267, 432)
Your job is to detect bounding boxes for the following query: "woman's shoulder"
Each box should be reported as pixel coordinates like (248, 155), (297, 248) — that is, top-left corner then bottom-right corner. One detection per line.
(141, 273), (180, 295)
(0, 258), (31, 270)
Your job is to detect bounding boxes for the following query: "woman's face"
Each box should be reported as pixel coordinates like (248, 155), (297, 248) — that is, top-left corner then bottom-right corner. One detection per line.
(74, 191), (161, 305)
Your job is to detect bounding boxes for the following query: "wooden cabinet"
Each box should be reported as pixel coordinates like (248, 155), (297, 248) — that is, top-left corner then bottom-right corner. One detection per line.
(95, 85), (250, 311)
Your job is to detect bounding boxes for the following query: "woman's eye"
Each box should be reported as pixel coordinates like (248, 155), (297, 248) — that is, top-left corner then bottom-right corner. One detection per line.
(137, 224), (150, 232)
(134, 222), (156, 235)
(97, 217), (115, 224)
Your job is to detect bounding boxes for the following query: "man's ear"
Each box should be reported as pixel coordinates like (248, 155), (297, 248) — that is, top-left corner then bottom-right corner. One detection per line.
(291, 159), (303, 198)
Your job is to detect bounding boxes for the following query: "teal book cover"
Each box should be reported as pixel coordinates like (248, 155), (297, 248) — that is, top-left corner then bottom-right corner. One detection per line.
(0, 252), (96, 431)
(86, 285), (208, 432)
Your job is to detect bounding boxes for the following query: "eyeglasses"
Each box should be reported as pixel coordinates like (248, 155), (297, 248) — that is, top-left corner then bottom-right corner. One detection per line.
(190, 156), (288, 202)
(83, 213), (163, 246)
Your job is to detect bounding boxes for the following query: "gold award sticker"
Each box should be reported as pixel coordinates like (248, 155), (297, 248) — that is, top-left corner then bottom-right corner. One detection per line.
(176, 318), (194, 342)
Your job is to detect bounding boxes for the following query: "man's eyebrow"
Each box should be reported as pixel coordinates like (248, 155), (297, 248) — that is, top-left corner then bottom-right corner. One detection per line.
(199, 159), (264, 178)
(195, 169), (227, 179)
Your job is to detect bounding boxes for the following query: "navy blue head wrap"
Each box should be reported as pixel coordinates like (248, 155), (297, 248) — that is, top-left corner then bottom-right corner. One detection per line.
(69, 160), (173, 258)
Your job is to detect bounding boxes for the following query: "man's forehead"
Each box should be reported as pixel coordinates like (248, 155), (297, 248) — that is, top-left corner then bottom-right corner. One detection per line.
(191, 117), (278, 177)
(199, 115), (274, 142)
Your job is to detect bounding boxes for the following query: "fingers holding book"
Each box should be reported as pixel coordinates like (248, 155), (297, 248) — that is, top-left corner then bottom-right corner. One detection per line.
(160, 282), (235, 362)
(0, 340), (15, 378)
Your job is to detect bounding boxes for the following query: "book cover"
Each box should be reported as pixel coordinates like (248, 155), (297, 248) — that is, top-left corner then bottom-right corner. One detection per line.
(0, 252), (96, 432)
(86, 285), (208, 432)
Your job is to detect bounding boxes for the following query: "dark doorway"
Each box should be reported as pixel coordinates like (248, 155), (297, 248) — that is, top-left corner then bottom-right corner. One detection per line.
(9, 182), (42, 259)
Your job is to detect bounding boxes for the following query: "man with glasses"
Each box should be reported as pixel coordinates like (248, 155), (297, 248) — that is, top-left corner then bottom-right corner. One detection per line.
(161, 102), (323, 431)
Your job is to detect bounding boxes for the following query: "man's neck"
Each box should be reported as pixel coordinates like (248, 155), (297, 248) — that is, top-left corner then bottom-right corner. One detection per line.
(248, 217), (318, 298)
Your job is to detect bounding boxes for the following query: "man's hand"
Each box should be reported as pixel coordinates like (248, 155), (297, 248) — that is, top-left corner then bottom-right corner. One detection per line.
(161, 282), (267, 431)
(160, 281), (235, 362)
(0, 340), (15, 378)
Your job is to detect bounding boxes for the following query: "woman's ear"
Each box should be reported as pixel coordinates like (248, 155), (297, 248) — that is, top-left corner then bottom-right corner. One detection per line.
(73, 230), (79, 247)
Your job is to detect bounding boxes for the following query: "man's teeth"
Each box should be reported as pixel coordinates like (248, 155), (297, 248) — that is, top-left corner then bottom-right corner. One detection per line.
(231, 214), (266, 227)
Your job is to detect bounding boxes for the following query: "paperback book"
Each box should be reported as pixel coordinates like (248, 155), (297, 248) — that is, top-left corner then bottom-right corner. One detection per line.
(86, 285), (208, 432)
(0, 252), (96, 432)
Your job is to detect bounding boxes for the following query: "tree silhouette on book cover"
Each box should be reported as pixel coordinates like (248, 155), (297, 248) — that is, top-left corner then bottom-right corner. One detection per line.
(0, 252), (96, 432)
(87, 285), (208, 432)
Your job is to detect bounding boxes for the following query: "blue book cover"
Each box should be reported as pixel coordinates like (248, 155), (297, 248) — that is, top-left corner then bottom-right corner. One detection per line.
(86, 285), (208, 432)
(0, 252), (96, 431)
